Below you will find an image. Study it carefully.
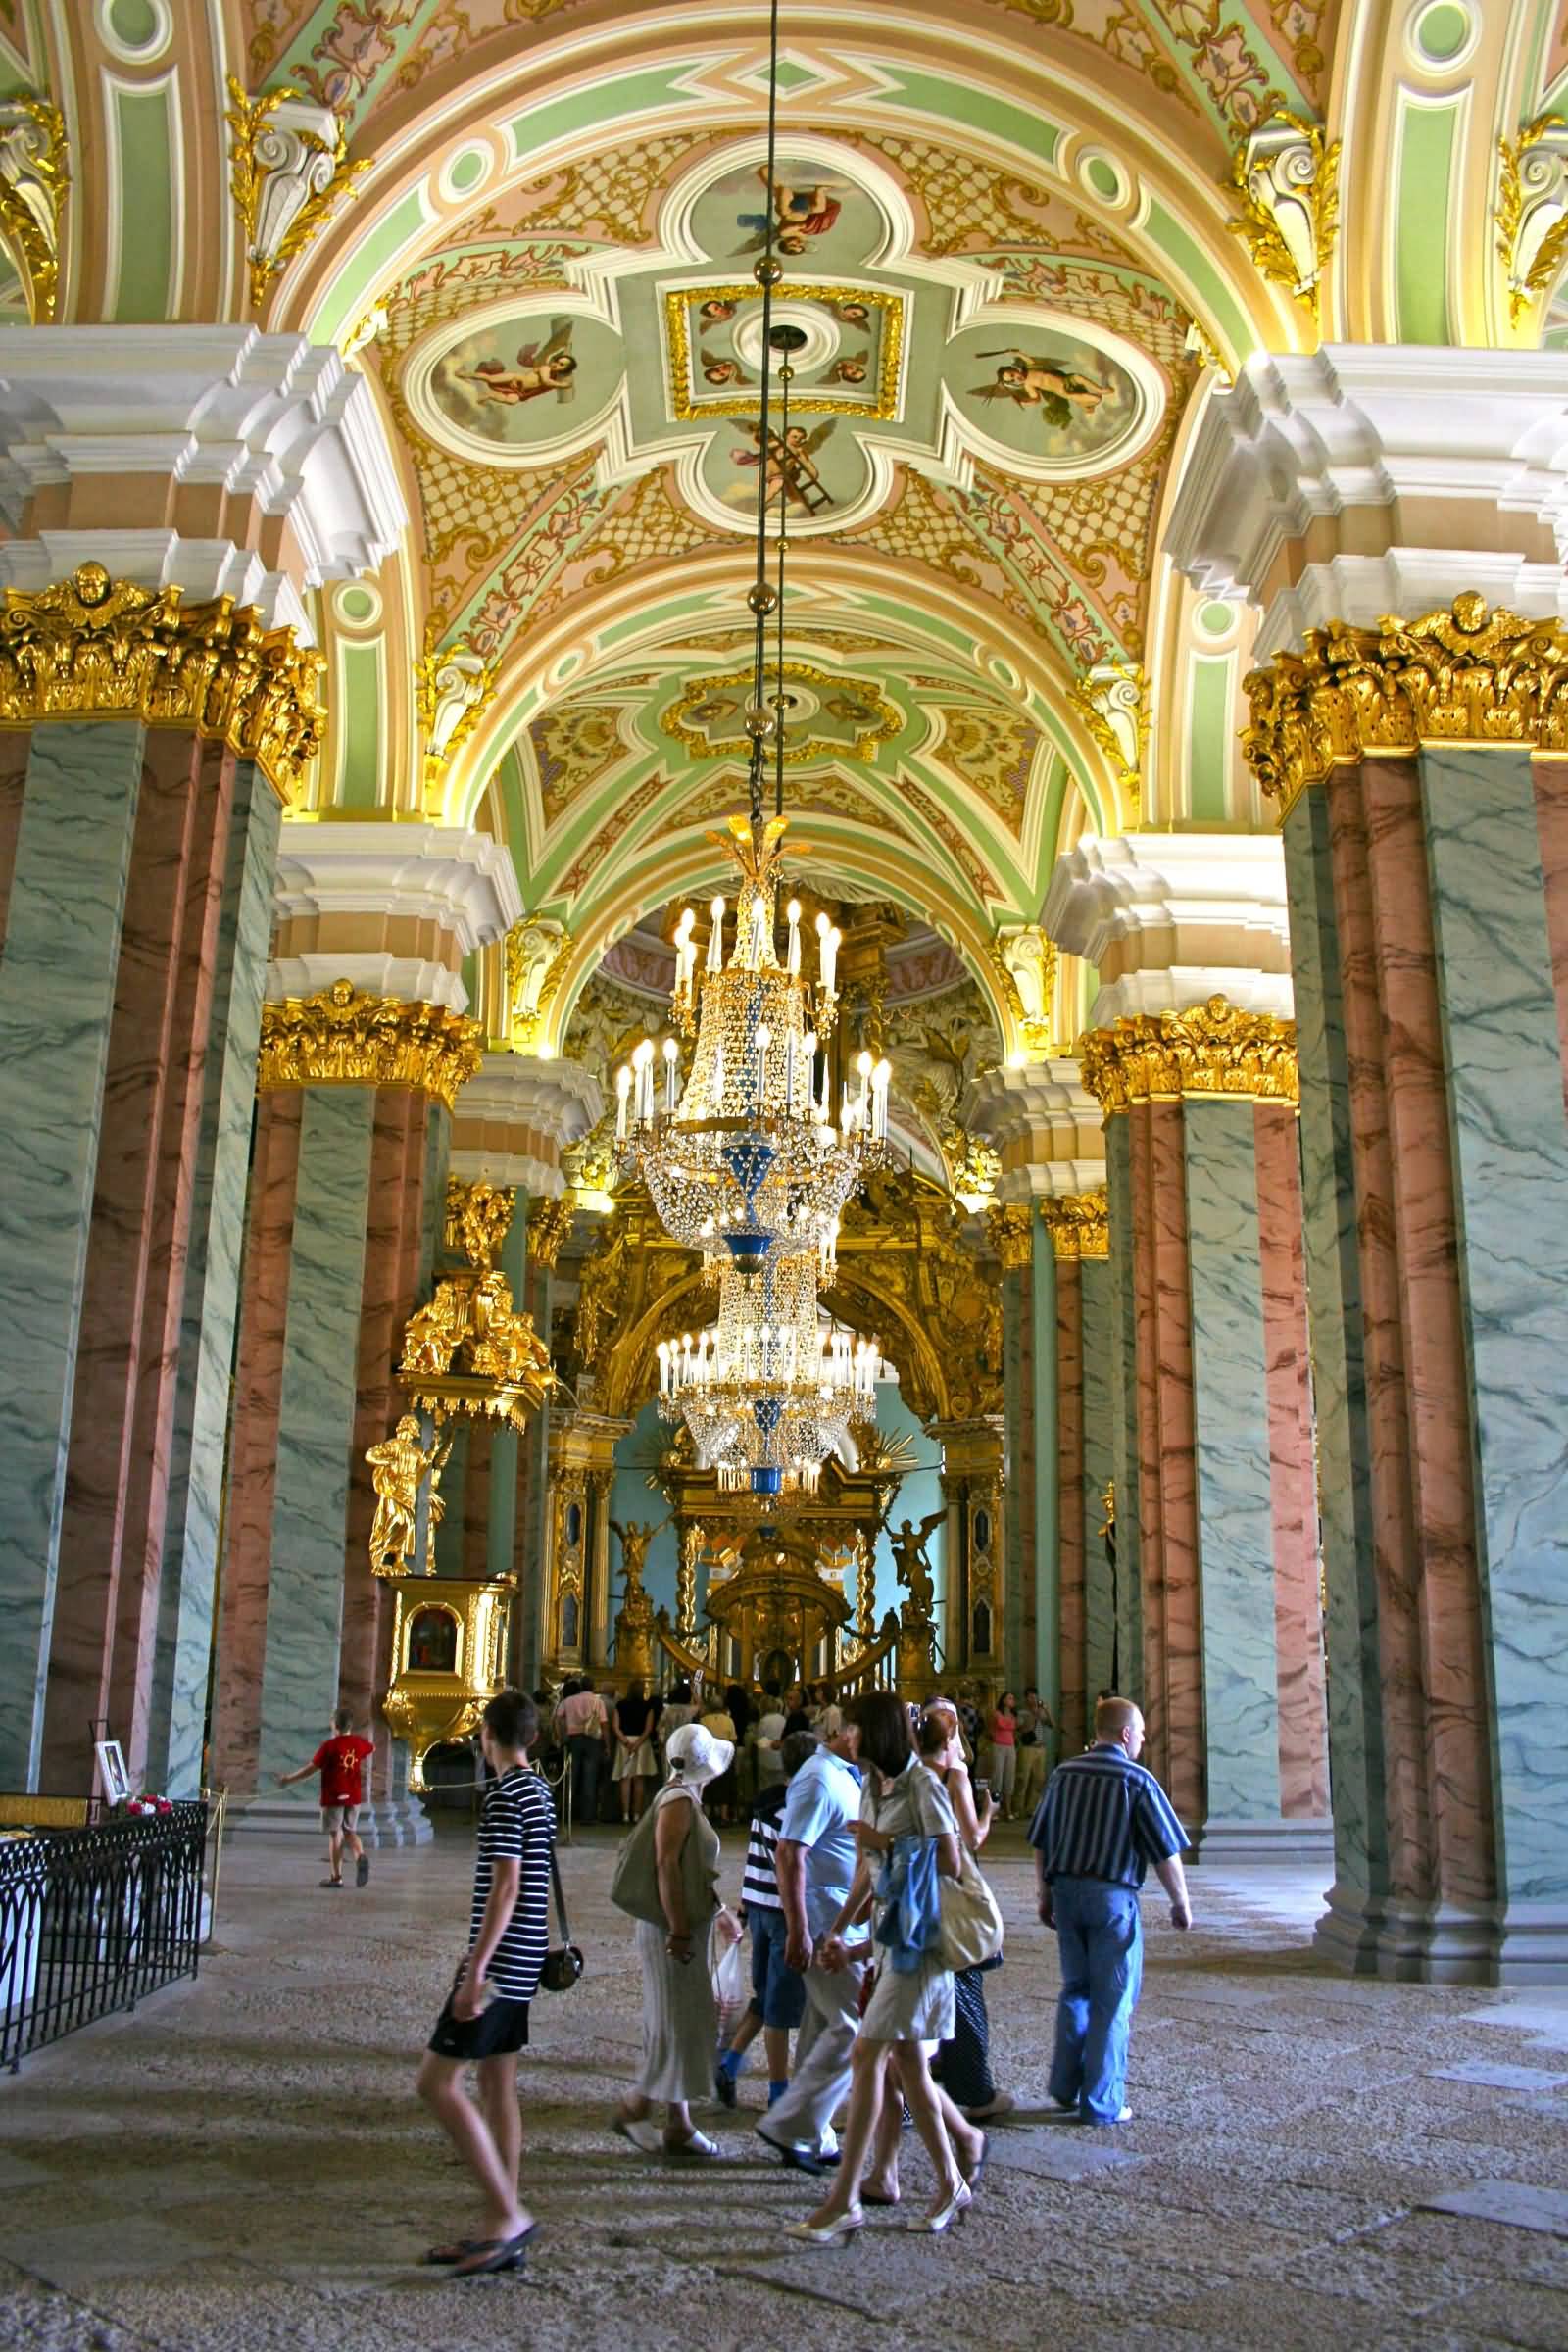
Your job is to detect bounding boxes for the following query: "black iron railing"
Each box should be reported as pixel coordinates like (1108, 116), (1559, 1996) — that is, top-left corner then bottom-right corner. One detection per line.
(0, 1802), (207, 2074)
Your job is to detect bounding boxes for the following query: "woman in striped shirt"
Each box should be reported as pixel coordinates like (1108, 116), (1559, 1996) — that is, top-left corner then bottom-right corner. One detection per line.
(415, 1690), (555, 2278)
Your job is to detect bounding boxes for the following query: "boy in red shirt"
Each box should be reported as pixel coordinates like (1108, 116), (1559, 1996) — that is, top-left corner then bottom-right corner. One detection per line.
(276, 1707), (375, 1887)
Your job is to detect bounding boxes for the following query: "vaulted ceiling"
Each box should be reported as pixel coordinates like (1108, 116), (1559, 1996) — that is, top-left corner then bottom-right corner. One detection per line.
(20, 0), (1568, 1045)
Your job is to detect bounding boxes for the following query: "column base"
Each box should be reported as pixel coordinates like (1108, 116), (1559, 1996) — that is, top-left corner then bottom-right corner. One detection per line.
(359, 1795), (433, 1848)
(1313, 1880), (1502, 1984)
(1195, 1816), (1335, 1867)
(1494, 1899), (1568, 1986)
(223, 1793), (431, 1845)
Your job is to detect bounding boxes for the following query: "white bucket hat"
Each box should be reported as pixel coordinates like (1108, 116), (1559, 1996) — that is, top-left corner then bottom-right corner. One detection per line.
(664, 1720), (734, 1787)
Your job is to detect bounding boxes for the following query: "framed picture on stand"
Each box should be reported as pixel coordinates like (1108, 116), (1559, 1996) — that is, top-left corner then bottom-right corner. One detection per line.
(93, 1740), (130, 1807)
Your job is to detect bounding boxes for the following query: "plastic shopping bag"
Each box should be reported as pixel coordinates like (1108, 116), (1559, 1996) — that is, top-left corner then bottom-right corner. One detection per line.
(711, 1914), (750, 2045)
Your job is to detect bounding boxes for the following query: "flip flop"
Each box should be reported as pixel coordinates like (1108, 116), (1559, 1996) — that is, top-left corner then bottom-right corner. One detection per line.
(452, 2221), (539, 2278)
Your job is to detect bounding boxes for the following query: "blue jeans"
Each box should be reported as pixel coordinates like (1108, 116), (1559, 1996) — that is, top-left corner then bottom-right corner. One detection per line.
(1047, 1876), (1144, 2124)
(748, 1902), (808, 2031)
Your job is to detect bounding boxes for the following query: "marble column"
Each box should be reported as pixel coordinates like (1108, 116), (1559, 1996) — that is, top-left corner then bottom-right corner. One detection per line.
(0, 722), (145, 1789)
(213, 1001), (473, 1835)
(1279, 738), (1568, 1979)
(964, 1062), (1105, 1741)
(1165, 341), (1568, 1976)
(446, 1056), (599, 1686)
(1040, 1191), (1112, 1760)
(0, 719), (284, 1798)
(1083, 1028), (1329, 1860)
(989, 1205), (1038, 1693)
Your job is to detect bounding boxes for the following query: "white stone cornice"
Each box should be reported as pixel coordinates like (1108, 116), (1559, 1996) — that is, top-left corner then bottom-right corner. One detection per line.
(1165, 346), (1568, 656)
(0, 327), (406, 635)
(1045, 833), (1293, 1028)
(271, 821), (522, 953)
(266, 953), (469, 1014)
(455, 1053), (603, 1152)
(960, 1060), (1105, 1202)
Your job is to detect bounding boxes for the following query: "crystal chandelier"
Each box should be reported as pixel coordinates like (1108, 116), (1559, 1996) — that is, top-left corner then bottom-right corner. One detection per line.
(615, 814), (890, 1264)
(655, 1249), (881, 1497)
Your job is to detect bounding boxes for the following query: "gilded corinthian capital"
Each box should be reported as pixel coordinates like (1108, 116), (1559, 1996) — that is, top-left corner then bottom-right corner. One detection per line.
(1243, 593), (1568, 818)
(986, 1201), (1033, 1273)
(259, 979), (482, 1108)
(1039, 1188), (1109, 1260)
(1080, 997), (1298, 1114)
(0, 563), (323, 805)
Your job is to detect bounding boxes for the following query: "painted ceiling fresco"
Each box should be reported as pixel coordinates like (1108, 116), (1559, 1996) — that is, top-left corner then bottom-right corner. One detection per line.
(246, 3), (1338, 153)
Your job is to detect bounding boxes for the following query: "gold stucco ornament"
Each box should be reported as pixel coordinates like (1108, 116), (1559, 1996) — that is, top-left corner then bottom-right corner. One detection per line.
(0, 564), (324, 805)
(258, 979), (482, 1107)
(224, 77), (368, 312)
(0, 96), (68, 320)
(1040, 1188), (1110, 1260)
(1242, 595), (1568, 818)
(1079, 997), (1298, 1113)
(987, 1201), (1034, 1272)
(396, 1178), (556, 1438)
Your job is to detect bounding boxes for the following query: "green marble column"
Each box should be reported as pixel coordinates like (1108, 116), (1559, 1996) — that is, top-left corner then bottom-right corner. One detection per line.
(254, 1089), (376, 1784)
(0, 722), (143, 1787)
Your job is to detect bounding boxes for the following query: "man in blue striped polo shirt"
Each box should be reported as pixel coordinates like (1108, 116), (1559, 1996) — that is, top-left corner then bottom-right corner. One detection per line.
(1028, 1694), (1192, 2127)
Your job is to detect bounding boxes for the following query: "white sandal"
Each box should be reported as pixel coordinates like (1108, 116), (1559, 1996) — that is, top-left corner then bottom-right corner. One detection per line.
(663, 2128), (723, 2160)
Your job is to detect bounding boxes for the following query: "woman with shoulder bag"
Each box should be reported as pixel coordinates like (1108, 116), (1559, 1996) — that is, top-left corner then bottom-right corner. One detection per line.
(784, 1692), (984, 2245)
(612, 1722), (733, 2160)
(920, 1700), (1012, 2122)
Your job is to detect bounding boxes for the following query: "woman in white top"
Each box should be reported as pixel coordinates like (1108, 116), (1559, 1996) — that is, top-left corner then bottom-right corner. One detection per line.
(785, 1691), (984, 2244)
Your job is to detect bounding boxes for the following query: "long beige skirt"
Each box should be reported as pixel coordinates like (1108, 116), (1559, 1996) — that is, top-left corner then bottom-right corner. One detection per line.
(634, 1917), (718, 2102)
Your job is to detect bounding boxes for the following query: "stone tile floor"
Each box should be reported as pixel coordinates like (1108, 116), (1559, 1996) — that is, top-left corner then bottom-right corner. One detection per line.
(2, 1821), (1566, 2351)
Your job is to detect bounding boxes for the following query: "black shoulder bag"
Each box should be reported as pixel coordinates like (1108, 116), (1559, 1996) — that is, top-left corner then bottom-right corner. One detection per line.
(539, 1845), (584, 1991)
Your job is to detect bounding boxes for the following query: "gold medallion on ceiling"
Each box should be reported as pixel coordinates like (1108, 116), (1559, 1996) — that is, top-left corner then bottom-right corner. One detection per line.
(1242, 595), (1568, 819)
(663, 661), (900, 765)
(1040, 1188), (1109, 1262)
(1079, 999), (1298, 1114)
(259, 978), (482, 1108)
(0, 564), (323, 806)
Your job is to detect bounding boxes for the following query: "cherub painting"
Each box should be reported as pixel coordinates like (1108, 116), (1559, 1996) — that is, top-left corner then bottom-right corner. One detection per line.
(460, 318), (577, 408)
(971, 348), (1110, 429)
(734, 168), (844, 256)
(731, 419), (836, 514)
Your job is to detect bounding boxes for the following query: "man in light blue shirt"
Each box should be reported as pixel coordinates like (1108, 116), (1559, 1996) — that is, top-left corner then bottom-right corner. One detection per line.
(758, 1719), (867, 2171)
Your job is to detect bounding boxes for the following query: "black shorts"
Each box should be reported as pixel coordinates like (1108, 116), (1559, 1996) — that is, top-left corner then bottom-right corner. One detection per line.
(427, 1989), (531, 2061)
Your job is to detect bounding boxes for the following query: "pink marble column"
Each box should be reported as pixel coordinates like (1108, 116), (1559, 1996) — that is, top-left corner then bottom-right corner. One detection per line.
(1360, 756), (1495, 1915)
(39, 736), (237, 1789)
(1325, 761), (1432, 1898)
(1128, 1100), (1203, 1828)
(1055, 1255), (1087, 1758)
(1533, 757), (1568, 1111)
(210, 1089), (302, 1791)
(1254, 1102), (1329, 1816)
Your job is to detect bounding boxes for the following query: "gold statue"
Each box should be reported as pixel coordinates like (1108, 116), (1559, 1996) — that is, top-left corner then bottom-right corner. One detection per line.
(366, 1414), (451, 1577)
(889, 1507), (945, 1621)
